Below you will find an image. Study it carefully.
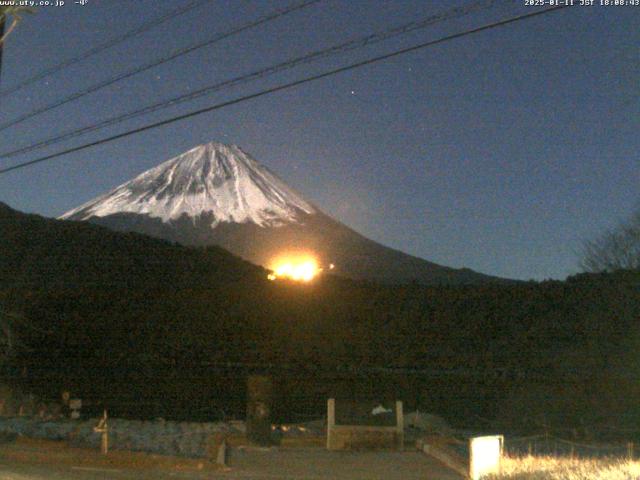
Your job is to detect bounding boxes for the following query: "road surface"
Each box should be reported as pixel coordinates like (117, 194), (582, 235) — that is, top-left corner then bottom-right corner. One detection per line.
(0, 440), (463, 479)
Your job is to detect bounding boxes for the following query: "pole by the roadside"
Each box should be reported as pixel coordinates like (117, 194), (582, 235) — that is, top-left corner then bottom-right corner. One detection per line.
(93, 410), (109, 455)
(0, 16), (6, 84)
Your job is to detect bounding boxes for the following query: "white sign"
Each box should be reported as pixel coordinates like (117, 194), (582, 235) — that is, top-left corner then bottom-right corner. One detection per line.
(469, 435), (503, 480)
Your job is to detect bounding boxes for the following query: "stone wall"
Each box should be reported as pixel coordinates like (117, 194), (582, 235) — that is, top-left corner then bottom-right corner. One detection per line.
(0, 416), (243, 458)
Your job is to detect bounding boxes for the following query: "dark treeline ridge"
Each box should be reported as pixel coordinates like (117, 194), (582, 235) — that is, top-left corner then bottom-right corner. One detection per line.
(1, 203), (639, 435)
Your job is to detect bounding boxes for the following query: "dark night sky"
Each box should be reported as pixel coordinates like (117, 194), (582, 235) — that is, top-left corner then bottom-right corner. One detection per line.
(0, 0), (637, 281)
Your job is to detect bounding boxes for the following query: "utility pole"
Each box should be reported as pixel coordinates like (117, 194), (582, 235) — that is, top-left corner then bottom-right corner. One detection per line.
(0, 16), (5, 85)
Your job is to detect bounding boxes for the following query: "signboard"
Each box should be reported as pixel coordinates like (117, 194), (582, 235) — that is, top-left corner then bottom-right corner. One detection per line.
(469, 435), (503, 480)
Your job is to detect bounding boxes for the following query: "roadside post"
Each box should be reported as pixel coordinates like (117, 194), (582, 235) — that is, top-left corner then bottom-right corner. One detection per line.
(93, 410), (109, 455)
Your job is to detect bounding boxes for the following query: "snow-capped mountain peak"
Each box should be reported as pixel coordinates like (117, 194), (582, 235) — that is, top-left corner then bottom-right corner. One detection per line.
(60, 142), (315, 227)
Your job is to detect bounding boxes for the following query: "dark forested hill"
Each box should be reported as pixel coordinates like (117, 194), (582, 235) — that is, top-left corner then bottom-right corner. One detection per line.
(1, 202), (639, 434)
(60, 142), (504, 286)
(0, 202), (264, 291)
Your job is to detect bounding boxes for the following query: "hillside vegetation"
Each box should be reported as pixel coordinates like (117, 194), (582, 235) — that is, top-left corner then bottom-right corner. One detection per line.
(1, 203), (639, 433)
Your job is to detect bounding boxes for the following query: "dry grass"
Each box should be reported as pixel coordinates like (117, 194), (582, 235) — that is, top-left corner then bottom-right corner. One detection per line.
(488, 455), (640, 480)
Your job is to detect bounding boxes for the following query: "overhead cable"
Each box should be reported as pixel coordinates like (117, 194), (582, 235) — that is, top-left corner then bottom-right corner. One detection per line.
(0, 0), (502, 159)
(0, 5), (571, 176)
(0, 0), (321, 132)
(0, 0), (214, 98)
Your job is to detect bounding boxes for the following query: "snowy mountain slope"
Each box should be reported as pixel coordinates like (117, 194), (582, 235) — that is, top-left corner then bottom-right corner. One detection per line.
(61, 142), (314, 227)
(61, 141), (506, 285)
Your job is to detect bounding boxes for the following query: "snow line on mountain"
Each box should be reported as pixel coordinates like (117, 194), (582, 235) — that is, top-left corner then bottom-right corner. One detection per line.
(60, 142), (315, 228)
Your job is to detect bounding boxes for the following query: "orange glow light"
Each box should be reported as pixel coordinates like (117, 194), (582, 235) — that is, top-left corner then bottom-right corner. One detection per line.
(268, 254), (321, 282)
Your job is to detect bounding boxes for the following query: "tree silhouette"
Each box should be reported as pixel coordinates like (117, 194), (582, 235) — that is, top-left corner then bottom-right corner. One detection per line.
(581, 207), (640, 272)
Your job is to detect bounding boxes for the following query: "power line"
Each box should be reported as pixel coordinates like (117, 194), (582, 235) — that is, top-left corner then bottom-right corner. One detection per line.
(0, 0), (214, 99)
(0, 0), (501, 160)
(0, 0), (321, 132)
(0, 5), (570, 176)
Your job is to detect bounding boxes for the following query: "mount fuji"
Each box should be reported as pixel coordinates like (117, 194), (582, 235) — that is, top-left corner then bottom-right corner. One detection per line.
(61, 142), (502, 285)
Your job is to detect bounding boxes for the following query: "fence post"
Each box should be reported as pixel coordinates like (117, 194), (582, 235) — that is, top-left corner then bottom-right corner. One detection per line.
(395, 400), (404, 451)
(216, 439), (227, 466)
(93, 409), (108, 455)
(101, 428), (109, 455)
(326, 398), (335, 450)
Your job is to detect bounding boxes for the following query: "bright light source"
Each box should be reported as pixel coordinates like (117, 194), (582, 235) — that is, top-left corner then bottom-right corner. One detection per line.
(470, 435), (503, 480)
(267, 253), (321, 282)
